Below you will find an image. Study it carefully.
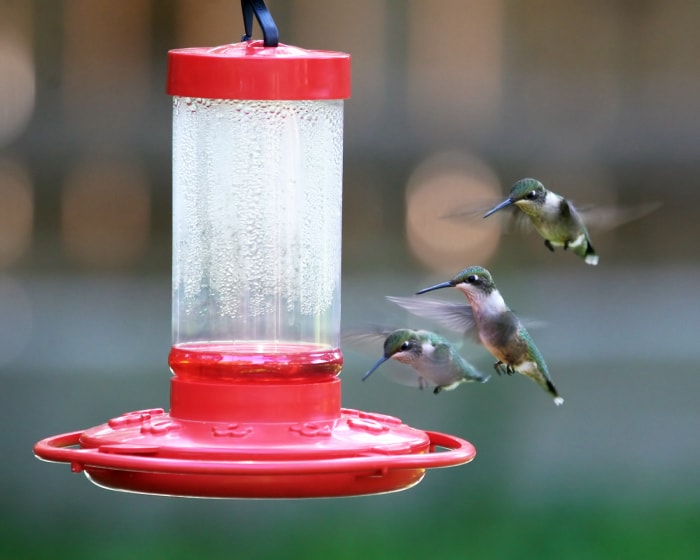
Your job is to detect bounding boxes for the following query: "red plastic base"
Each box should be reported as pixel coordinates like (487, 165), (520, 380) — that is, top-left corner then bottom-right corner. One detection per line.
(34, 377), (477, 498)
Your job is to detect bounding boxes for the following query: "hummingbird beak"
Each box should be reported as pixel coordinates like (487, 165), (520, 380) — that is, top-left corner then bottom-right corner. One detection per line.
(415, 281), (453, 295)
(362, 356), (390, 381)
(483, 198), (514, 218)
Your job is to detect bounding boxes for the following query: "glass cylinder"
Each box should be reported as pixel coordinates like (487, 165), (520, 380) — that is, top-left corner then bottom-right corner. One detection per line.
(166, 42), (351, 382)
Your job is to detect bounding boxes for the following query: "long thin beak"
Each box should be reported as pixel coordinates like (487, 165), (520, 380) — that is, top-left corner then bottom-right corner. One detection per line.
(362, 356), (390, 381)
(415, 281), (453, 295)
(483, 198), (514, 218)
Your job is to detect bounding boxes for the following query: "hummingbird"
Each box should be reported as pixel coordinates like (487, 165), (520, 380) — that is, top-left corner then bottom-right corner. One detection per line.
(362, 328), (490, 394)
(409, 266), (563, 405)
(483, 178), (599, 265)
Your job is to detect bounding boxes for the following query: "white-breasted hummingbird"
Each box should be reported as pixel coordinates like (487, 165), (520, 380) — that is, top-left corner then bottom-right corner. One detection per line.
(400, 266), (563, 405)
(484, 178), (599, 265)
(361, 328), (490, 394)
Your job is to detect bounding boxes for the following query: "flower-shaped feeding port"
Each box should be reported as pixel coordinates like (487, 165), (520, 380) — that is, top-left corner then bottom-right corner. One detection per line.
(34, 3), (477, 498)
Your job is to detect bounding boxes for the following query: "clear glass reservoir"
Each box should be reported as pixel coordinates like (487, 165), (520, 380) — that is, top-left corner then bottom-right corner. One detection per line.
(169, 97), (344, 381)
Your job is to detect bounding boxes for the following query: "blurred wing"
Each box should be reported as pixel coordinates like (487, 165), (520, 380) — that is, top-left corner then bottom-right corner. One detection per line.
(440, 196), (502, 221)
(502, 209), (537, 234)
(577, 201), (662, 232)
(442, 201), (536, 234)
(383, 364), (439, 391)
(341, 324), (393, 350)
(517, 316), (548, 330)
(386, 296), (480, 342)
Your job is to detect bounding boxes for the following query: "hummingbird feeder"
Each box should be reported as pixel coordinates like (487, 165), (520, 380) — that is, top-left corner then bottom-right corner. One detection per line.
(34, 0), (476, 498)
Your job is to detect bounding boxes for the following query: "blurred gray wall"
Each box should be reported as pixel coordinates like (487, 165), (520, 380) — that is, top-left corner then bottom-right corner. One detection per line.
(1, 1), (699, 557)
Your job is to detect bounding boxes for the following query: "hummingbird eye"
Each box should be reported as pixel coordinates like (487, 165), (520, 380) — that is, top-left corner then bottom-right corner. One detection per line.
(400, 341), (411, 351)
(466, 274), (482, 285)
(525, 190), (537, 200)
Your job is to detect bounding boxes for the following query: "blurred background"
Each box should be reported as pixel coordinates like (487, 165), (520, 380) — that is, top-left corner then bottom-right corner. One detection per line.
(2, 1), (699, 558)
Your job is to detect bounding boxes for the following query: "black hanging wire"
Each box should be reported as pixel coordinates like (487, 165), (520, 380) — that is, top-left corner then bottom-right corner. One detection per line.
(241, 0), (279, 47)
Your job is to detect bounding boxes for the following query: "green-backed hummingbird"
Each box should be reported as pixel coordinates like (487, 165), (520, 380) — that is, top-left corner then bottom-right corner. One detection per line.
(362, 328), (490, 394)
(407, 266), (563, 405)
(484, 178), (599, 265)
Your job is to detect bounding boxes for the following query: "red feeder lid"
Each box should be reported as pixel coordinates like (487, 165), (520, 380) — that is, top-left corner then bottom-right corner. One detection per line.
(167, 40), (351, 100)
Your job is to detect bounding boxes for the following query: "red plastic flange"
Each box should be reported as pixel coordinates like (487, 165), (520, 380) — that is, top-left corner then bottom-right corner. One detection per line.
(33, 378), (476, 498)
(34, 424), (475, 498)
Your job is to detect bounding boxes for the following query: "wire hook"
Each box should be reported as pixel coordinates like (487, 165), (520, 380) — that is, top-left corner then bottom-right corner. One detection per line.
(241, 0), (279, 47)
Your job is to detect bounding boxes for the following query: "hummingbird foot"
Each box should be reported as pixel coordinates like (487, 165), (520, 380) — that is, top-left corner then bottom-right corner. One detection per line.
(544, 240), (555, 252)
(494, 361), (516, 376)
(433, 386), (442, 395)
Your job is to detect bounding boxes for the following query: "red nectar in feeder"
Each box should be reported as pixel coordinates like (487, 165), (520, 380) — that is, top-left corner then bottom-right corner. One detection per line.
(168, 342), (343, 382)
(34, 17), (476, 498)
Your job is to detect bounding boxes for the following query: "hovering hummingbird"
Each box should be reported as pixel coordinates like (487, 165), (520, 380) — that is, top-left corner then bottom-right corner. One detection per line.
(484, 178), (599, 265)
(406, 266), (563, 405)
(362, 328), (490, 394)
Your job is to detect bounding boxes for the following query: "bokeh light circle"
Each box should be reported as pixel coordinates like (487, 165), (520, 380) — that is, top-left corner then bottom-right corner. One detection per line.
(0, 39), (35, 147)
(405, 152), (502, 273)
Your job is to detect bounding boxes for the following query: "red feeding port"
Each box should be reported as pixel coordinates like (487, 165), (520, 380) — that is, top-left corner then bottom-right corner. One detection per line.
(34, 1), (477, 498)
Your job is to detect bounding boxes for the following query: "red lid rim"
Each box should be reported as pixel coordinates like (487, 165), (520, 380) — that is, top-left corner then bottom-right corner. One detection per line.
(167, 41), (351, 100)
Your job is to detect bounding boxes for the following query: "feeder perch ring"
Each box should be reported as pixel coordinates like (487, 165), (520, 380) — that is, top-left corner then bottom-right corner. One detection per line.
(35, 426), (475, 498)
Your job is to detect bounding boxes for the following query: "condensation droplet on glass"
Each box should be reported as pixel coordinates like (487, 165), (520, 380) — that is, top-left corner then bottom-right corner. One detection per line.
(172, 98), (343, 346)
